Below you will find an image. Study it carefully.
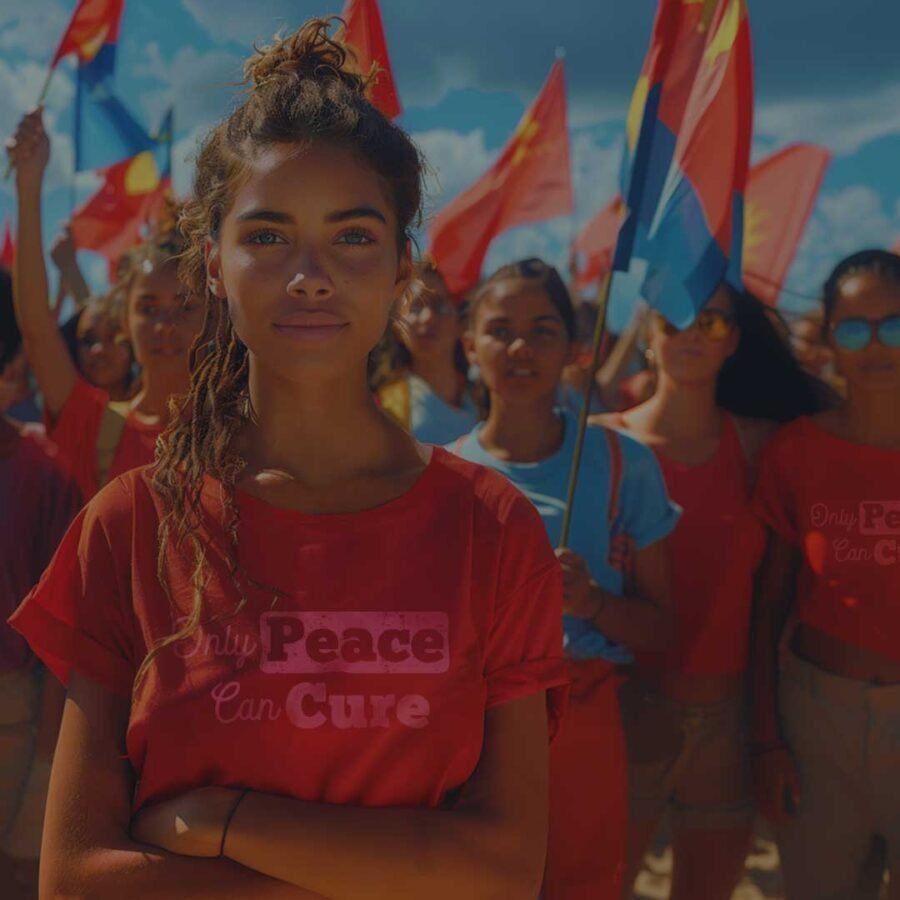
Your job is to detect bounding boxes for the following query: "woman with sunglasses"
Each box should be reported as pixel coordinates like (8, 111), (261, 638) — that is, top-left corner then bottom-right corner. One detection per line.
(752, 250), (900, 897)
(372, 260), (477, 444)
(593, 283), (823, 899)
(452, 258), (680, 899)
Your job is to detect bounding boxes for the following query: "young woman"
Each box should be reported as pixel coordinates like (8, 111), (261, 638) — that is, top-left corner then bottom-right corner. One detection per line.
(373, 260), (477, 443)
(8, 111), (202, 501)
(0, 272), (81, 898)
(752, 250), (900, 898)
(592, 284), (825, 899)
(451, 258), (679, 900)
(51, 225), (135, 403)
(9, 21), (567, 899)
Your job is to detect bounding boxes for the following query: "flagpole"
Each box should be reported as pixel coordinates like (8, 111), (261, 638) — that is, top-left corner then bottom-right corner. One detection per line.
(559, 266), (615, 548)
(3, 68), (55, 181)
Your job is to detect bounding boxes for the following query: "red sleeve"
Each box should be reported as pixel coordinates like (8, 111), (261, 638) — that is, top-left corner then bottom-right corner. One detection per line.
(484, 493), (569, 740)
(45, 376), (106, 501)
(7, 476), (137, 698)
(751, 425), (801, 546)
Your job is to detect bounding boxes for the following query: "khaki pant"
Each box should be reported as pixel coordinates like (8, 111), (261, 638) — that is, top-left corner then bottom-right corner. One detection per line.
(619, 680), (752, 829)
(0, 668), (42, 861)
(779, 651), (900, 900)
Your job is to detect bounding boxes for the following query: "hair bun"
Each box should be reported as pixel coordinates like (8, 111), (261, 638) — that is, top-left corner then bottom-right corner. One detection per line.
(244, 17), (369, 98)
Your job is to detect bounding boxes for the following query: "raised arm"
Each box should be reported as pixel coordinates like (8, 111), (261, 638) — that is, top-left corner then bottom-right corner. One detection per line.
(7, 109), (79, 419)
(41, 671), (320, 900)
(133, 692), (551, 900)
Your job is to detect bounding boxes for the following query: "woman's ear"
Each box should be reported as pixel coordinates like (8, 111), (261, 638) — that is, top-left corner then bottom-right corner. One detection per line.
(205, 238), (226, 300)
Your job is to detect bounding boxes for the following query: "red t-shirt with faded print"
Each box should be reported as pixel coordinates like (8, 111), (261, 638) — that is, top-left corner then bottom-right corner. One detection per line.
(47, 377), (161, 501)
(753, 417), (900, 663)
(10, 449), (567, 812)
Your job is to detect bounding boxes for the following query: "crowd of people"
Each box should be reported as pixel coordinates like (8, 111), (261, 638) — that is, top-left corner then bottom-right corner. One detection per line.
(1, 16), (899, 900)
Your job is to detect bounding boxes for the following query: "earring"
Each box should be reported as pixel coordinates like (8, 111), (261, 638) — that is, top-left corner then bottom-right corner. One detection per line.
(644, 348), (656, 368)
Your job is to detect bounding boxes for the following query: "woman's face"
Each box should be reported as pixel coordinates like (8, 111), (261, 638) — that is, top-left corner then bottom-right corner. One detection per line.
(828, 272), (900, 393)
(206, 142), (411, 384)
(396, 272), (461, 366)
(464, 279), (573, 407)
(648, 283), (740, 386)
(126, 264), (204, 375)
(75, 306), (132, 391)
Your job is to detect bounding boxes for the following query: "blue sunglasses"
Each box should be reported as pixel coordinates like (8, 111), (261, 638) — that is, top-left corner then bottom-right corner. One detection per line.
(831, 314), (900, 352)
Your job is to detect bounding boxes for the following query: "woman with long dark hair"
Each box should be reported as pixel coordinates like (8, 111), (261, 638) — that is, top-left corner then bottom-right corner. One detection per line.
(593, 283), (826, 899)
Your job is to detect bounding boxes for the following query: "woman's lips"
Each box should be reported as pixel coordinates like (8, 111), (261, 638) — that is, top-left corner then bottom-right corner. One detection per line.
(273, 312), (349, 342)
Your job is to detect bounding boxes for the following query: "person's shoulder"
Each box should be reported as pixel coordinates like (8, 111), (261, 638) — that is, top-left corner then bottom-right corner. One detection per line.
(84, 465), (160, 530)
(432, 446), (535, 526)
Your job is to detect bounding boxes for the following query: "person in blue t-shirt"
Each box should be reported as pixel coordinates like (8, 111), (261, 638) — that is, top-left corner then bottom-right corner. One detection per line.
(373, 261), (477, 444)
(449, 257), (679, 900)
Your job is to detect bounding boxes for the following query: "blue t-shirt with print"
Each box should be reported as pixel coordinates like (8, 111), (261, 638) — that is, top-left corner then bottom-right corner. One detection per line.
(450, 409), (680, 662)
(408, 374), (479, 445)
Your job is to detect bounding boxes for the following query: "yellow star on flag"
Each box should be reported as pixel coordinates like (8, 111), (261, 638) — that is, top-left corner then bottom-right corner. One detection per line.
(512, 115), (540, 167)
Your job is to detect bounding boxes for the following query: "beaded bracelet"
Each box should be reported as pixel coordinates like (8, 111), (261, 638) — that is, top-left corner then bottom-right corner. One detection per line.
(219, 789), (251, 858)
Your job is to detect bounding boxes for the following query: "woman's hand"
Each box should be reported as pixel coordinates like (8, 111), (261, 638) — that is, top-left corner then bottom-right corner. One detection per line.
(6, 108), (49, 189)
(555, 548), (602, 619)
(130, 786), (245, 858)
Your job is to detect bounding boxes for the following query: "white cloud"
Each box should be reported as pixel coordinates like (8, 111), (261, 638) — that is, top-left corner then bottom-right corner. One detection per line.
(180, 0), (313, 46)
(0, 7), (70, 57)
(570, 130), (621, 226)
(757, 82), (900, 156)
(412, 128), (493, 221)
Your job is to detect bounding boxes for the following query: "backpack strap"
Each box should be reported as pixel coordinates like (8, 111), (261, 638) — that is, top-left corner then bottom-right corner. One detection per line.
(604, 426), (625, 529)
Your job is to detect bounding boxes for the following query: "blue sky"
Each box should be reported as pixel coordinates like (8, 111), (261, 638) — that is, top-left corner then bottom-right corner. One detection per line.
(1, 0), (899, 329)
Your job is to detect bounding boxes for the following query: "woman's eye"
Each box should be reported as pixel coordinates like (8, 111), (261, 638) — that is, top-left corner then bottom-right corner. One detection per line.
(491, 327), (512, 339)
(338, 229), (375, 246)
(246, 230), (286, 246)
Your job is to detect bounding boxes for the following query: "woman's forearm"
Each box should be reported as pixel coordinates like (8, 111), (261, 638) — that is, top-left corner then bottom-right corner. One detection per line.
(49, 845), (323, 900)
(224, 792), (539, 900)
(14, 180), (54, 334)
(590, 585), (673, 652)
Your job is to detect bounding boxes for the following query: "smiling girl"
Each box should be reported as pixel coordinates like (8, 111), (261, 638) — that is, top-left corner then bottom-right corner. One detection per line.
(7, 111), (203, 501)
(9, 20), (566, 899)
(451, 259), (679, 899)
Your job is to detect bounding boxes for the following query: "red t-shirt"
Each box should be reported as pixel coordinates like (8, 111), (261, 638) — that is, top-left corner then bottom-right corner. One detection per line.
(47, 377), (161, 501)
(753, 417), (900, 663)
(10, 450), (567, 812)
(0, 426), (82, 673)
(646, 417), (766, 675)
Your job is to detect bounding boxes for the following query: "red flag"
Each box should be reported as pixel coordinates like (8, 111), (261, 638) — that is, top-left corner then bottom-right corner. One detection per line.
(1, 218), (15, 269)
(341, 0), (401, 119)
(51, 0), (125, 67)
(70, 150), (168, 277)
(571, 196), (624, 292)
(428, 60), (573, 297)
(743, 144), (831, 306)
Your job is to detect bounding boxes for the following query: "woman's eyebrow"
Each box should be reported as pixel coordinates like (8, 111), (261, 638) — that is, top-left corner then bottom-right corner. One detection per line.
(325, 206), (388, 225)
(236, 209), (293, 224)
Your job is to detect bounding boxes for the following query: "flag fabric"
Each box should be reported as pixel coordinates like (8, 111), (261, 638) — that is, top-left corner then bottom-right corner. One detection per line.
(66, 1), (156, 172)
(428, 60), (573, 297)
(341, 0), (401, 119)
(51, 0), (125, 67)
(70, 150), (164, 277)
(743, 143), (831, 307)
(615, 0), (754, 329)
(1, 218), (14, 269)
(571, 195), (624, 293)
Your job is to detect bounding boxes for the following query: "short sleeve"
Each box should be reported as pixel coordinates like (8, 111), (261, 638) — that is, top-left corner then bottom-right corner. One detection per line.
(484, 494), (569, 740)
(45, 376), (106, 501)
(7, 478), (136, 698)
(620, 437), (681, 550)
(751, 426), (801, 545)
